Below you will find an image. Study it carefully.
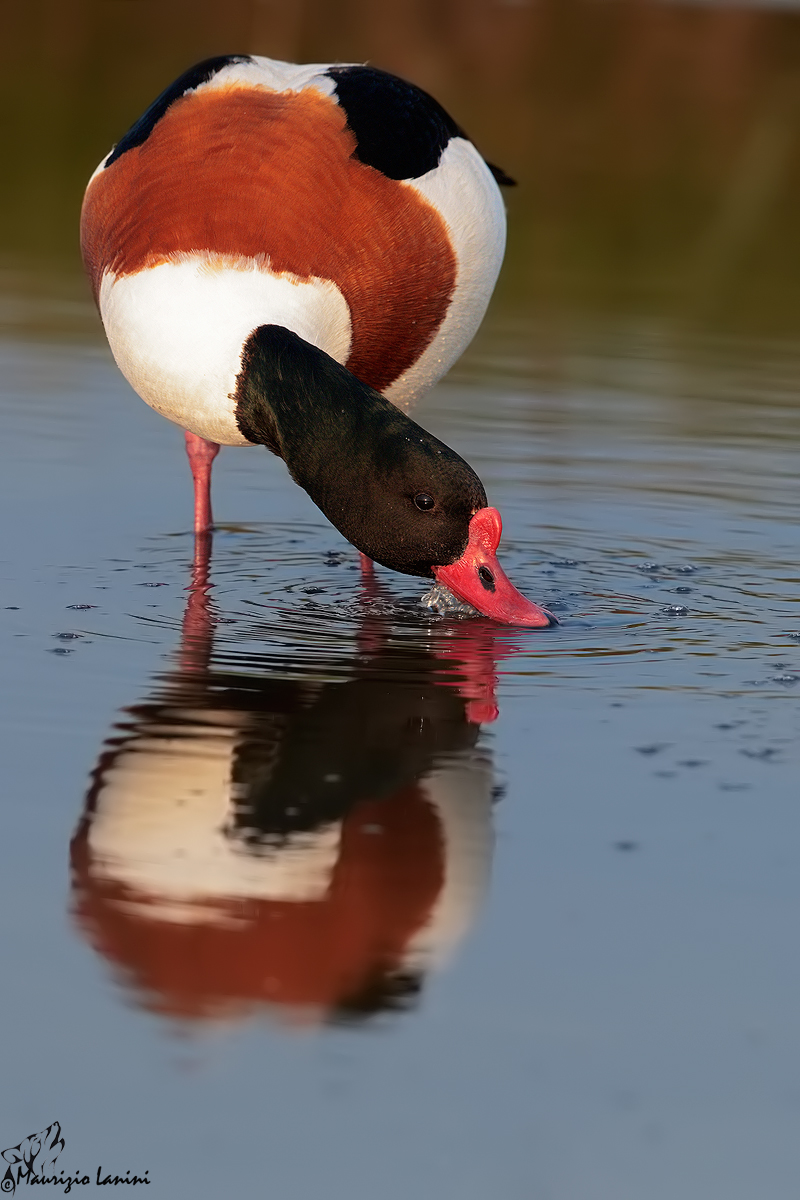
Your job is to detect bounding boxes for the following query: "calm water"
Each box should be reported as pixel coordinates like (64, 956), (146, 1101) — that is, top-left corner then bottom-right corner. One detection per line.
(1, 304), (799, 1198)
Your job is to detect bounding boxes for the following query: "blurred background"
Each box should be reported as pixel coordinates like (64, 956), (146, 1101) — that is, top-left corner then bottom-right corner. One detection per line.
(5, 0), (800, 345)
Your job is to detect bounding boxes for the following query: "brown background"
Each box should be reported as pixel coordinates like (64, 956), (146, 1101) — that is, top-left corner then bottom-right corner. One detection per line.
(4, 0), (800, 335)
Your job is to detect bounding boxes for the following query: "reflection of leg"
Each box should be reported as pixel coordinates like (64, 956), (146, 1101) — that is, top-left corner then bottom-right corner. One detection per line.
(190, 529), (212, 592)
(359, 551), (375, 579)
(180, 530), (215, 673)
(356, 553), (386, 658)
(185, 431), (220, 533)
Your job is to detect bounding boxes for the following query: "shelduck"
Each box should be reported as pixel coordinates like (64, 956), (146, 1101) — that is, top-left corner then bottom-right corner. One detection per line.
(81, 55), (553, 626)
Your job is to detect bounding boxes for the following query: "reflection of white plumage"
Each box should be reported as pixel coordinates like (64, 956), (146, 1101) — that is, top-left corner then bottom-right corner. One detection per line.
(87, 713), (345, 912)
(88, 721), (494, 928)
(406, 759), (494, 970)
(79, 724), (493, 1020)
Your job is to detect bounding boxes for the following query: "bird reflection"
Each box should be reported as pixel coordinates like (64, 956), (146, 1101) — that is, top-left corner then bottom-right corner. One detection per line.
(71, 535), (506, 1028)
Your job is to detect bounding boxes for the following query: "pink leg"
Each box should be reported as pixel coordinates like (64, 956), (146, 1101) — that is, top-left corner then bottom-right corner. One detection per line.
(184, 431), (220, 533)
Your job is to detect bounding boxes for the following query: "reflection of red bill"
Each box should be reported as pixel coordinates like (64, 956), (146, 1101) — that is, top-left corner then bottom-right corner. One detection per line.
(434, 508), (555, 628)
(432, 626), (502, 724)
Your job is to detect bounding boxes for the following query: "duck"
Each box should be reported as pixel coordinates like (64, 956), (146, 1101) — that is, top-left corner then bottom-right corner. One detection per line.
(80, 55), (553, 627)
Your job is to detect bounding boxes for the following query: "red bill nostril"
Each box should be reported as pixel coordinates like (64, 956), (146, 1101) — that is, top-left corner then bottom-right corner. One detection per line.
(477, 565), (496, 592)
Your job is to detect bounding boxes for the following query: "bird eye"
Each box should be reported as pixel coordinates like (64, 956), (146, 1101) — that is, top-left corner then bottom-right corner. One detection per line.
(477, 565), (496, 592)
(414, 493), (435, 511)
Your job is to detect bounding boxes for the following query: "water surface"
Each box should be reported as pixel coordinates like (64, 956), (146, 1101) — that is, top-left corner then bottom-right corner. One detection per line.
(2, 305), (799, 1198)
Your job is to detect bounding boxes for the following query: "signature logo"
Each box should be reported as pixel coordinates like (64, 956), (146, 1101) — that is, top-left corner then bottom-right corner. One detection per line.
(2, 1123), (64, 1194)
(1, 1125), (149, 1194)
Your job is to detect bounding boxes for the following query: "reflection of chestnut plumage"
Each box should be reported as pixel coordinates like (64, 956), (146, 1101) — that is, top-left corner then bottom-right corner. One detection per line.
(70, 538), (501, 1026)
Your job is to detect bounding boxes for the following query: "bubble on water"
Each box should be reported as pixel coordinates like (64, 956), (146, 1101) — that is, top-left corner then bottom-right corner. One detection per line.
(138, 582), (168, 587)
(549, 559), (581, 567)
(49, 647), (73, 655)
(53, 632), (82, 640)
(771, 674), (799, 685)
(637, 562), (662, 572)
(674, 565), (697, 574)
(663, 605), (689, 615)
(674, 587), (693, 594)
(419, 583), (481, 618)
(303, 587), (325, 594)
(66, 604), (97, 610)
